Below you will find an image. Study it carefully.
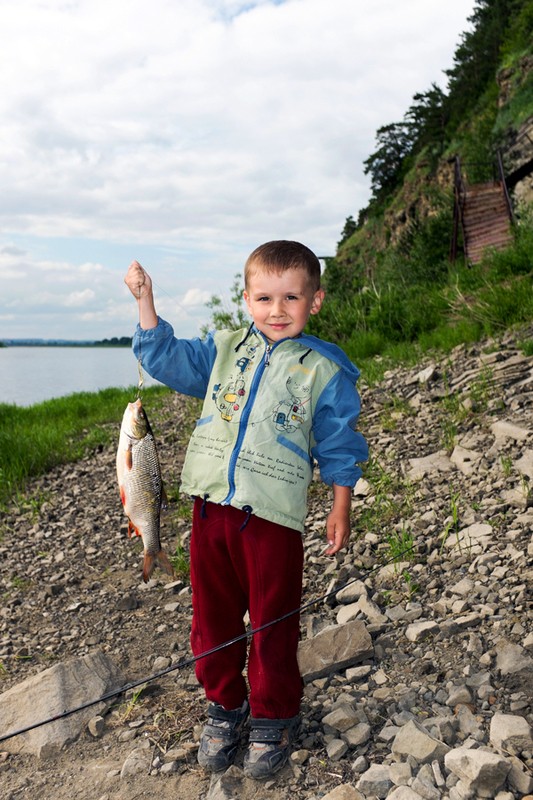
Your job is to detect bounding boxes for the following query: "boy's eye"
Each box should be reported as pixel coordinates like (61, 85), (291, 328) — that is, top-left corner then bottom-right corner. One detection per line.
(286, 295), (298, 301)
(257, 296), (270, 302)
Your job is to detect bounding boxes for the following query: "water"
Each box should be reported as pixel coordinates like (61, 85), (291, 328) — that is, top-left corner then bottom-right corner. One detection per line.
(0, 347), (162, 407)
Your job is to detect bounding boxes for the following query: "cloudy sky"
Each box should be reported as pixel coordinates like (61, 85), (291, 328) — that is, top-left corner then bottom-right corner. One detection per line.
(0, 0), (476, 341)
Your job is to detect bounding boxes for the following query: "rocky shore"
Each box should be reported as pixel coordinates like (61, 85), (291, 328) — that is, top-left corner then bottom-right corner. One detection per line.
(1, 324), (532, 800)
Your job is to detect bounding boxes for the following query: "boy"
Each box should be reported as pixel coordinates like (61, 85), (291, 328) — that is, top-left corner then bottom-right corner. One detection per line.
(124, 241), (368, 780)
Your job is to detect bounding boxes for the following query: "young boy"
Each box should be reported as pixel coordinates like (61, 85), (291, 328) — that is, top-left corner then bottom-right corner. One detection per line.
(124, 241), (368, 780)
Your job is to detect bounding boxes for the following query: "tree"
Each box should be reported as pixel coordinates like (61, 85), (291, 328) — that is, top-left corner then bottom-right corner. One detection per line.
(363, 122), (413, 202)
(201, 273), (249, 336)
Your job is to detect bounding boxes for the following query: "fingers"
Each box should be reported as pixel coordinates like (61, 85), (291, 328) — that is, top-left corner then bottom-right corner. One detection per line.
(125, 260), (151, 298)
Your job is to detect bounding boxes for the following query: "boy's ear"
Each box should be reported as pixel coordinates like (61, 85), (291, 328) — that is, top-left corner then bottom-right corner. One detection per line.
(310, 288), (325, 315)
(243, 289), (252, 315)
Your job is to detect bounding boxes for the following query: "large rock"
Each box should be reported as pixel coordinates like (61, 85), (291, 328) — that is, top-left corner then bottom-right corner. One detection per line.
(391, 720), (450, 764)
(490, 712), (533, 754)
(0, 651), (123, 758)
(444, 746), (511, 796)
(298, 619), (373, 682)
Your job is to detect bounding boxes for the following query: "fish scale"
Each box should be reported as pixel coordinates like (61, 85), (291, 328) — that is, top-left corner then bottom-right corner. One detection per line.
(116, 398), (175, 583)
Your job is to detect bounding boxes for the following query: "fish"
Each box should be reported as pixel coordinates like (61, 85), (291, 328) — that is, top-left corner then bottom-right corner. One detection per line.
(116, 398), (175, 583)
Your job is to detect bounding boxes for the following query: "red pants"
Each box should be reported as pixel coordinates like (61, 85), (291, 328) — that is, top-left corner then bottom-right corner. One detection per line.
(189, 498), (304, 719)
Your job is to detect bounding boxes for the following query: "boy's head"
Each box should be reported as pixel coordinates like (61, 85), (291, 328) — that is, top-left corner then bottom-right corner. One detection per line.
(243, 240), (325, 343)
(244, 240), (321, 292)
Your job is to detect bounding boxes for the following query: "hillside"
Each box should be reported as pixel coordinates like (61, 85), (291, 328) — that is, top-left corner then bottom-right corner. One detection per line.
(309, 0), (533, 366)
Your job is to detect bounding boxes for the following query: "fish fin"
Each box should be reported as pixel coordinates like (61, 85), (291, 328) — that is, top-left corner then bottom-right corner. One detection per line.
(127, 519), (142, 539)
(161, 484), (169, 510)
(119, 485), (126, 507)
(142, 552), (155, 583)
(125, 444), (133, 471)
(142, 549), (176, 583)
(157, 549), (176, 579)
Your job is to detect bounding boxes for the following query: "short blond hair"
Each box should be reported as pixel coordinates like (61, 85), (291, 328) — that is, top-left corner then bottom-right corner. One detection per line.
(244, 240), (321, 292)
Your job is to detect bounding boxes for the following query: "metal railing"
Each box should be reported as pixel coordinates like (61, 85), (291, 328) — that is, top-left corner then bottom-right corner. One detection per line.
(450, 155), (467, 262)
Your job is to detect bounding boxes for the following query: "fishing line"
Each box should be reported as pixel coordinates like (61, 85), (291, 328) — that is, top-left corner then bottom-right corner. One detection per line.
(0, 545), (414, 744)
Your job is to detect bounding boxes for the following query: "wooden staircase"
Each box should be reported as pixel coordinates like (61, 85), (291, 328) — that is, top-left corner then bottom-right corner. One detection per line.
(461, 181), (514, 264)
(451, 155), (516, 265)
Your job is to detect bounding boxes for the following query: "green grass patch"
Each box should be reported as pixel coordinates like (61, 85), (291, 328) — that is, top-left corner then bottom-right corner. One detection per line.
(0, 385), (172, 507)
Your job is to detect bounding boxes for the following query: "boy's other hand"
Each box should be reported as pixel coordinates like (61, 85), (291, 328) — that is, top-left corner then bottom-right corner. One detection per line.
(324, 507), (350, 555)
(324, 484), (352, 555)
(125, 260), (152, 298)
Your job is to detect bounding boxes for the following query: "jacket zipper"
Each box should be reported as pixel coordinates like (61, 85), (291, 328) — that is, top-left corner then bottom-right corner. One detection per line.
(222, 338), (277, 505)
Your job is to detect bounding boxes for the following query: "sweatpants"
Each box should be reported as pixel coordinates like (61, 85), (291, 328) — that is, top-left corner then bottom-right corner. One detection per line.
(189, 497), (304, 719)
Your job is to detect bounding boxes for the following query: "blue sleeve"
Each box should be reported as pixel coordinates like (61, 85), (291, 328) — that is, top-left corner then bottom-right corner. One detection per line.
(133, 317), (216, 398)
(311, 369), (368, 486)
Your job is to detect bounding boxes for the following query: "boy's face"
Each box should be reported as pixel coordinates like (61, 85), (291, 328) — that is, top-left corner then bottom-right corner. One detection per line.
(243, 265), (324, 344)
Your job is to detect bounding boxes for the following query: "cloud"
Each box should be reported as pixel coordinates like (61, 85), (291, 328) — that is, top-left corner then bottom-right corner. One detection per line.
(182, 288), (214, 307)
(0, 0), (476, 340)
(64, 289), (96, 307)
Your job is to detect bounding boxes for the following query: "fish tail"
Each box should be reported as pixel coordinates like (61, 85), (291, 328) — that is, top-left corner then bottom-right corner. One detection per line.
(142, 549), (176, 583)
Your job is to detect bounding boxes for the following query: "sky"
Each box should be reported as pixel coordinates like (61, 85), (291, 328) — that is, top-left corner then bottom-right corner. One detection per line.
(0, 0), (477, 341)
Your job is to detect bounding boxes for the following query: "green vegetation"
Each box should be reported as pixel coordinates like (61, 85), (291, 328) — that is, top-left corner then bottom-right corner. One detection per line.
(305, 0), (533, 370)
(0, 385), (171, 507)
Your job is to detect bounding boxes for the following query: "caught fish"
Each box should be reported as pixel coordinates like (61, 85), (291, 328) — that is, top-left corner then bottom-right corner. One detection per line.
(116, 398), (175, 583)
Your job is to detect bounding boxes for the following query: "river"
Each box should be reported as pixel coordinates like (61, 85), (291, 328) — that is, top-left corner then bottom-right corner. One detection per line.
(0, 347), (162, 407)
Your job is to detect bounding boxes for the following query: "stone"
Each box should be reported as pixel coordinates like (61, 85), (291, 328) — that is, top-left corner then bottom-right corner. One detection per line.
(405, 621), (439, 642)
(0, 651), (123, 758)
(444, 747), (511, 796)
(444, 523), (493, 552)
(322, 703), (359, 733)
(326, 738), (349, 760)
(490, 420), (530, 441)
(320, 785), (365, 800)
(516, 449), (533, 480)
(495, 640), (533, 675)
(356, 763), (393, 798)
(298, 619), (373, 682)
(342, 723), (372, 747)
(387, 789), (426, 800)
(490, 712), (533, 753)
(120, 741), (152, 778)
(407, 452), (453, 481)
(508, 755), (533, 794)
(450, 445), (482, 476)
(208, 765), (247, 799)
(392, 720), (451, 764)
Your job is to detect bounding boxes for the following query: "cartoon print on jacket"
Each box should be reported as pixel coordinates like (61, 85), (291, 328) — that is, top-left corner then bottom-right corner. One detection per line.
(272, 371), (312, 433)
(212, 344), (259, 422)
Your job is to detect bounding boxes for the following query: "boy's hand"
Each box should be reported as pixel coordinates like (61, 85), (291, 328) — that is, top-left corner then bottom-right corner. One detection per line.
(324, 508), (350, 555)
(124, 260), (152, 298)
(324, 484), (352, 555)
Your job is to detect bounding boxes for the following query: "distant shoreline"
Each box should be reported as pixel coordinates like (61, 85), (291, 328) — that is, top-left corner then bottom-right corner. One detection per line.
(0, 337), (132, 348)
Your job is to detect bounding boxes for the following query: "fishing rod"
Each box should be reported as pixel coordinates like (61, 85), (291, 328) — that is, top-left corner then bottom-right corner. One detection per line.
(0, 545), (414, 744)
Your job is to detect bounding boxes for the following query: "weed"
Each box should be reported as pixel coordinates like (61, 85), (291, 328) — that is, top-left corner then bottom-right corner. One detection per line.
(469, 366), (495, 412)
(120, 686), (147, 722)
(385, 526), (415, 563)
(401, 569), (420, 600)
(10, 575), (31, 592)
(170, 544), (190, 580)
(500, 455), (513, 478)
(354, 458), (416, 554)
(440, 485), (462, 552)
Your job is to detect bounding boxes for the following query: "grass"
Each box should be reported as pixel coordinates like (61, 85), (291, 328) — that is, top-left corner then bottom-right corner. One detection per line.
(0, 385), (172, 507)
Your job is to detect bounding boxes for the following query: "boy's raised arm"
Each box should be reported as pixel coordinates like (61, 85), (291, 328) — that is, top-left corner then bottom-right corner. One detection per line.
(124, 260), (158, 330)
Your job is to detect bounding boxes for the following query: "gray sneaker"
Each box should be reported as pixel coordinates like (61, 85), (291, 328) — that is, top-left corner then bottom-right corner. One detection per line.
(243, 716), (300, 779)
(197, 700), (250, 772)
